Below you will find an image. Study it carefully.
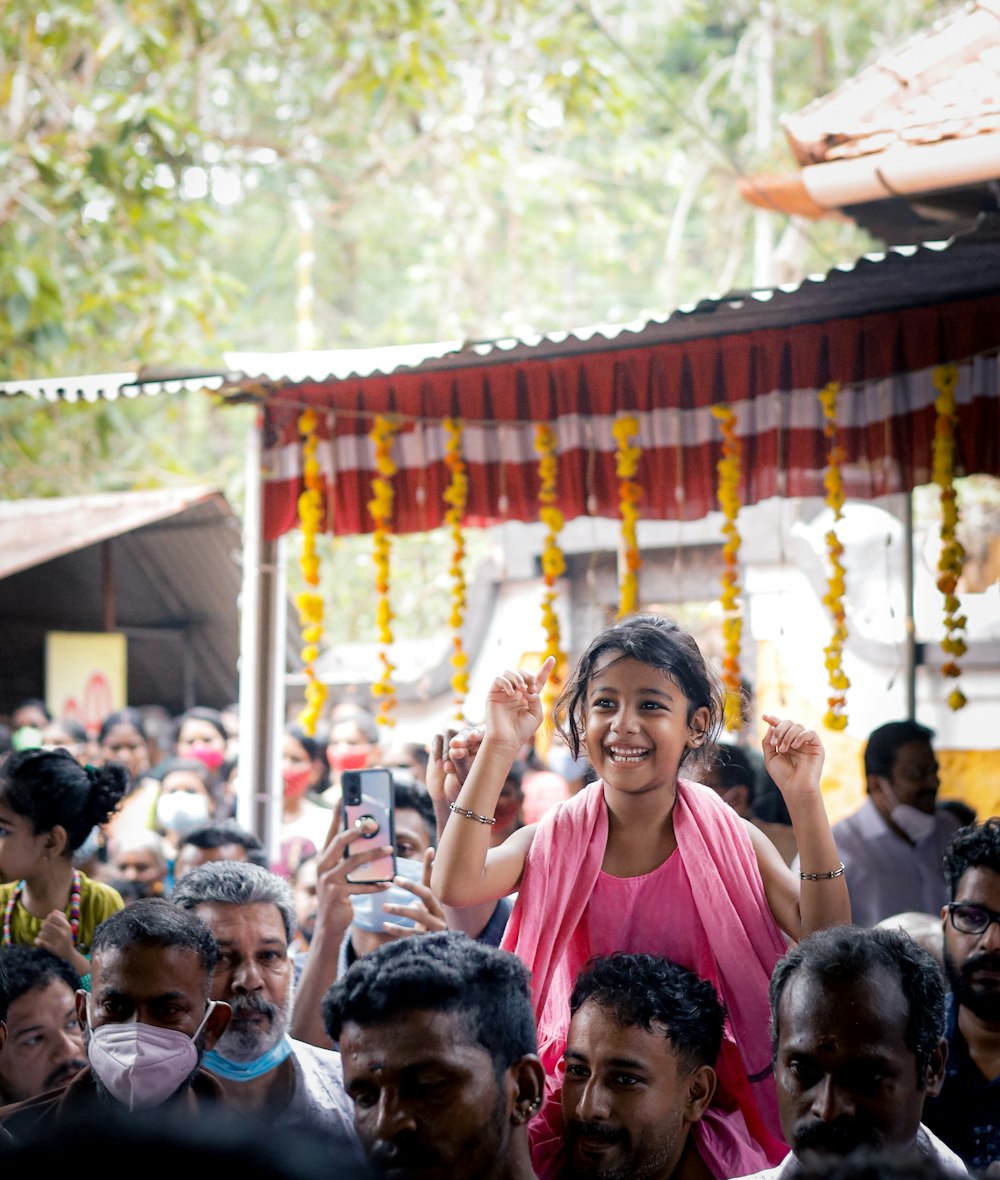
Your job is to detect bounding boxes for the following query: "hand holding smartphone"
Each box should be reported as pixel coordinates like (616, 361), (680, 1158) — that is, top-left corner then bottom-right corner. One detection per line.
(341, 767), (396, 884)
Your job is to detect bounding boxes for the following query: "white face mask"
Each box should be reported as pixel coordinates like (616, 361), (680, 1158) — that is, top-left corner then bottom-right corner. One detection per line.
(881, 783), (937, 844)
(156, 791), (211, 836)
(87, 999), (217, 1110)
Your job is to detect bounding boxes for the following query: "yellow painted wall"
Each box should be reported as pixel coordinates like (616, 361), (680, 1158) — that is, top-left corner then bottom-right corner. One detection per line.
(755, 640), (1000, 826)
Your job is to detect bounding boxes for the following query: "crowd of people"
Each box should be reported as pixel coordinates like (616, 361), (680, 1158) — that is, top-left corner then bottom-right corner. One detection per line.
(0, 611), (995, 1180)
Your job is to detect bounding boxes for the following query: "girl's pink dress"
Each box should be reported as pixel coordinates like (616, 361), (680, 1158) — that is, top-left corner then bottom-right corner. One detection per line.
(502, 778), (789, 1177)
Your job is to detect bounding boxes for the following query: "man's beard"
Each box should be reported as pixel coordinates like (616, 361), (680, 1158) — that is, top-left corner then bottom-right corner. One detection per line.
(792, 1116), (884, 1159)
(565, 1120), (672, 1180)
(215, 992), (291, 1062)
(944, 945), (1000, 1022)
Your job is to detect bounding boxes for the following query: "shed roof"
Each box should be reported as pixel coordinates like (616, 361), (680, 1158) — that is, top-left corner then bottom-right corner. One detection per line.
(0, 486), (243, 716)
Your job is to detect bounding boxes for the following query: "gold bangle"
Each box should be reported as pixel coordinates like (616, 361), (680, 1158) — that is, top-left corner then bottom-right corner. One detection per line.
(448, 802), (497, 826)
(799, 861), (846, 881)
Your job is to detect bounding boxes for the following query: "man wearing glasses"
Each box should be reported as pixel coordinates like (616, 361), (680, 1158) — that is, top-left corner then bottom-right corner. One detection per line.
(923, 817), (1000, 1175)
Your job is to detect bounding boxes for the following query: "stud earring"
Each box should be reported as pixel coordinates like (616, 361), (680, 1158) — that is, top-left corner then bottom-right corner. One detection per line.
(513, 1097), (542, 1125)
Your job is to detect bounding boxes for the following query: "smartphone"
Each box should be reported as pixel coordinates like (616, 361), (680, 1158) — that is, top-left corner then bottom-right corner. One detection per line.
(341, 767), (396, 884)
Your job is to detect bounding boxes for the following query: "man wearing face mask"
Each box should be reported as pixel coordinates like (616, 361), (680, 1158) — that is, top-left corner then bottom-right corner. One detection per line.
(814, 720), (963, 927)
(0, 898), (231, 1139)
(170, 860), (360, 1159)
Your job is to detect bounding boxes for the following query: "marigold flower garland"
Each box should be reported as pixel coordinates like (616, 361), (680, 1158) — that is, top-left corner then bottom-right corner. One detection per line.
(612, 415), (642, 617)
(295, 409), (328, 736)
(932, 364), (967, 711)
(534, 423), (567, 680)
(368, 414), (401, 728)
(710, 404), (743, 732)
(818, 381), (849, 730)
(443, 418), (470, 719)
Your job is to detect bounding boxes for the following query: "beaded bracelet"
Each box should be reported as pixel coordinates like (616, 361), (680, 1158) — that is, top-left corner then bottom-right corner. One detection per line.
(799, 861), (846, 881)
(448, 801), (497, 826)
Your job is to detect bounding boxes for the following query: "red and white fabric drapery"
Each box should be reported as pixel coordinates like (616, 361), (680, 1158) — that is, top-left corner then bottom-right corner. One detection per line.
(256, 293), (1000, 540)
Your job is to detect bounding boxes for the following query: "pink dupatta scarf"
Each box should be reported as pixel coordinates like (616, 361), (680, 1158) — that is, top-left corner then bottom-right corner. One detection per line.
(503, 778), (789, 1169)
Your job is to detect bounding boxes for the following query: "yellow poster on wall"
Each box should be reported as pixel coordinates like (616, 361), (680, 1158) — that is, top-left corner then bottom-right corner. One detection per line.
(45, 631), (127, 736)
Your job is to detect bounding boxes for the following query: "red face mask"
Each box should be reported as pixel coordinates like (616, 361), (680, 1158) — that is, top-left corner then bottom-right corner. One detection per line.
(187, 742), (225, 772)
(327, 747), (369, 776)
(283, 764), (313, 800)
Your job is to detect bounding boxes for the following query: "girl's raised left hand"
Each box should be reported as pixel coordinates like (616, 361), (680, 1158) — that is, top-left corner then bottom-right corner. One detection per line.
(761, 714), (825, 803)
(483, 657), (555, 753)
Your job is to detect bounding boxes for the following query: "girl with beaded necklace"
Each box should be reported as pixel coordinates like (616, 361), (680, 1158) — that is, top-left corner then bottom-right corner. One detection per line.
(0, 748), (127, 978)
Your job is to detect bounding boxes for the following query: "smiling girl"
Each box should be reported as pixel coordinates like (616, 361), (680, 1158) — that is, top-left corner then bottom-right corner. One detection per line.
(431, 613), (850, 1171)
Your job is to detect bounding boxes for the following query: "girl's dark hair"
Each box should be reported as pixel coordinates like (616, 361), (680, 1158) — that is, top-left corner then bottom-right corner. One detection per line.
(553, 613), (725, 771)
(98, 707), (149, 745)
(0, 748), (128, 853)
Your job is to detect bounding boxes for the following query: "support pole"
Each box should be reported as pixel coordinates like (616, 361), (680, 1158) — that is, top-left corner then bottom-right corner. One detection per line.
(101, 540), (116, 632)
(904, 491), (917, 720)
(235, 410), (280, 843)
(266, 533), (289, 867)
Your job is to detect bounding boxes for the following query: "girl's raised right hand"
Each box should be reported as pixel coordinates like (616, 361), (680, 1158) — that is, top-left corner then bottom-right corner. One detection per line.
(484, 657), (555, 752)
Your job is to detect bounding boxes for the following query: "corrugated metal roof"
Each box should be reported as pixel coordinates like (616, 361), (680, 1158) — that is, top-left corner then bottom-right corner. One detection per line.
(0, 486), (245, 714)
(3, 217), (998, 402)
(0, 370), (235, 404)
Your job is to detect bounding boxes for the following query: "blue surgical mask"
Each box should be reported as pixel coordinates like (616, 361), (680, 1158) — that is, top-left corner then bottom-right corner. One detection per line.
(203, 1034), (292, 1081)
(350, 856), (425, 932)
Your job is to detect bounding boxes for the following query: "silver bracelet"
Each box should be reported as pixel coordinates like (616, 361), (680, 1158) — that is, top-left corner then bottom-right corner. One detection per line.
(448, 801), (497, 826)
(799, 861), (846, 881)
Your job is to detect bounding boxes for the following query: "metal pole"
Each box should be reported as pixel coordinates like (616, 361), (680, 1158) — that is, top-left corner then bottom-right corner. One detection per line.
(266, 532), (289, 867)
(904, 491), (917, 720)
(101, 540), (116, 631)
(236, 412), (263, 834)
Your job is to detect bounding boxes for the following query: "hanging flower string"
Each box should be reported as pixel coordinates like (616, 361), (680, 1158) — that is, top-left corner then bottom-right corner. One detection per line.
(710, 404), (743, 732)
(612, 414), (642, 617)
(818, 381), (849, 730)
(443, 417), (470, 719)
(368, 414), (401, 728)
(295, 408), (328, 735)
(534, 423), (567, 682)
(932, 364), (967, 711)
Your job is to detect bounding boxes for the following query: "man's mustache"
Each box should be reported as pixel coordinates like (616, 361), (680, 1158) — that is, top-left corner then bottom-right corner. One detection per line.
(793, 1117), (883, 1156)
(960, 952), (1000, 980)
(566, 1120), (626, 1146)
(46, 1059), (87, 1090)
(229, 993), (278, 1021)
(369, 1139), (442, 1173)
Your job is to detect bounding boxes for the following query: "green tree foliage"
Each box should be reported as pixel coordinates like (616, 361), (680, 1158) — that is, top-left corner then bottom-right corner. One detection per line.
(2, 0), (944, 378)
(0, 0), (945, 560)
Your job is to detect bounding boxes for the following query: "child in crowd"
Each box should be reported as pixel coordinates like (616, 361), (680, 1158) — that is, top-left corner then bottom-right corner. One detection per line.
(0, 749), (126, 977)
(431, 613), (850, 1167)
